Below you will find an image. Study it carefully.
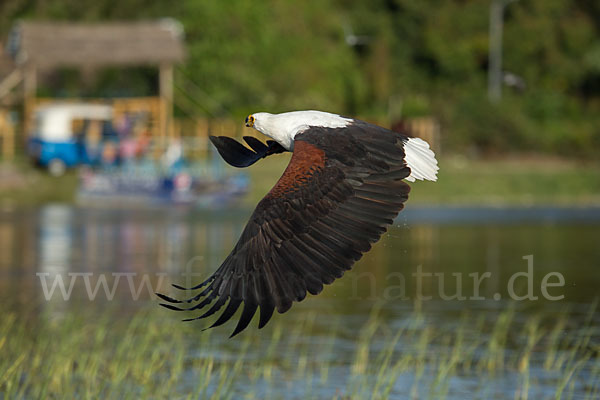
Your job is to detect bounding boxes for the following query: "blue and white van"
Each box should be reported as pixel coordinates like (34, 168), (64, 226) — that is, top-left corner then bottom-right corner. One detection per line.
(28, 103), (116, 175)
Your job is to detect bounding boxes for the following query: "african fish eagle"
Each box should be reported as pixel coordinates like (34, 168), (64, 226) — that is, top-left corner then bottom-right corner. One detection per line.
(157, 110), (439, 337)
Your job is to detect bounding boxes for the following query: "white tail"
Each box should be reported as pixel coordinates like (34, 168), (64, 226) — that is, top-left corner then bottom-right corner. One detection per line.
(403, 137), (439, 182)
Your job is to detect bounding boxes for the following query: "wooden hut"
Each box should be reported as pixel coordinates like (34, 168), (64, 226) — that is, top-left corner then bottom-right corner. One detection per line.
(0, 19), (185, 157)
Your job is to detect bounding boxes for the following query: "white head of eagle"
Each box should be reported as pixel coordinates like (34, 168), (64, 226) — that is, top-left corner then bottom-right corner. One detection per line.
(246, 110), (353, 151)
(158, 110), (438, 337)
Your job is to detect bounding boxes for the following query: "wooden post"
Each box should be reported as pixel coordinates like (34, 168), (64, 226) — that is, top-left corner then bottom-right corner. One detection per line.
(0, 110), (5, 160)
(5, 112), (15, 161)
(159, 64), (174, 142)
(23, 65), (37, 138)
(196, 118), (209, 158)
(0, 110), (15, 161)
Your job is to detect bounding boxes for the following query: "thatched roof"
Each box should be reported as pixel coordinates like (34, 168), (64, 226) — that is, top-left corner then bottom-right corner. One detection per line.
(7, 19), (185, 69)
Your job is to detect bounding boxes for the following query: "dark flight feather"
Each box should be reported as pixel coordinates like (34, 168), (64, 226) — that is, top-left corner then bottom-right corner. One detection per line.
(209, 135), (286, 168)
(158, 123), (413, 336)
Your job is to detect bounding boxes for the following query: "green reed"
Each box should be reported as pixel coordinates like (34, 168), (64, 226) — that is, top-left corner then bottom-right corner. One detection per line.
(0, 301), (598, 399)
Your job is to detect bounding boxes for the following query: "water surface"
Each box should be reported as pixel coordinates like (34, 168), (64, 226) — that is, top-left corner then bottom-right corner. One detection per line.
(0, 205), (598, 398)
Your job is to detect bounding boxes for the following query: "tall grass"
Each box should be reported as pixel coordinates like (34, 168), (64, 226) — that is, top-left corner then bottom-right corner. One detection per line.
(0, 302), (598, 399)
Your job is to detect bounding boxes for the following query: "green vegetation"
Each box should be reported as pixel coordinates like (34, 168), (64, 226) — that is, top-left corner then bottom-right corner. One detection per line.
(1, 1), (599, 205)
(0, 159), (78, 207)
(1, 0), (599, 157)
(1, 302), (597, 398)
(410, 156), (600, 206)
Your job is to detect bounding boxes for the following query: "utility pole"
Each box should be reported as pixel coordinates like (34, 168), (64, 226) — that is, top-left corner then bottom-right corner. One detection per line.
(488, 0), (518, 103)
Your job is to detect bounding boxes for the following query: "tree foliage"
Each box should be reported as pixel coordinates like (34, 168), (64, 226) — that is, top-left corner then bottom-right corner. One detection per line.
(1, 0), (598, 156)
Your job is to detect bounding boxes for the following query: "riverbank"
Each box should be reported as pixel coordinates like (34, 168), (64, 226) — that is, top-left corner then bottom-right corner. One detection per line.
(1, 155), (599, 208)
(0, 161), (78, 208)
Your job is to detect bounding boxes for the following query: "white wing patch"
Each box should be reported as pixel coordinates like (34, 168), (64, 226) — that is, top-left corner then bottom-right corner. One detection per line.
(403, 137), (439, 182)
(290, 110), (352, 136)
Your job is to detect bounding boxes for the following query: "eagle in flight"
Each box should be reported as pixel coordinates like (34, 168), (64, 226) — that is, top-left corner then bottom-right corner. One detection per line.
(157, 110), (438, 337)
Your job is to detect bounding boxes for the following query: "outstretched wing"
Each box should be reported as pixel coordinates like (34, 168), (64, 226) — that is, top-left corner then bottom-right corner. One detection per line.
(209, 135), (287, 168)
(158, 123), (416, 337)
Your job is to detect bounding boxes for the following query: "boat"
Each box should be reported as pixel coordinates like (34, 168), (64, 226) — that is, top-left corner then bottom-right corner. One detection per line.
(28, 102), (249, 207)
(77, 160), (249, 208)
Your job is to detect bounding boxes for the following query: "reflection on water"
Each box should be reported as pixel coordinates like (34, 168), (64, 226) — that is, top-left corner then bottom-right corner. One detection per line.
(1, 204), (599, 318)
(0, 205), (598, 397)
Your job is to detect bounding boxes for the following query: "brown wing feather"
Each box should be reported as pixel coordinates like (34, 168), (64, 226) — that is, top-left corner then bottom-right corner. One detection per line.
(158, 124), (412, 336)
